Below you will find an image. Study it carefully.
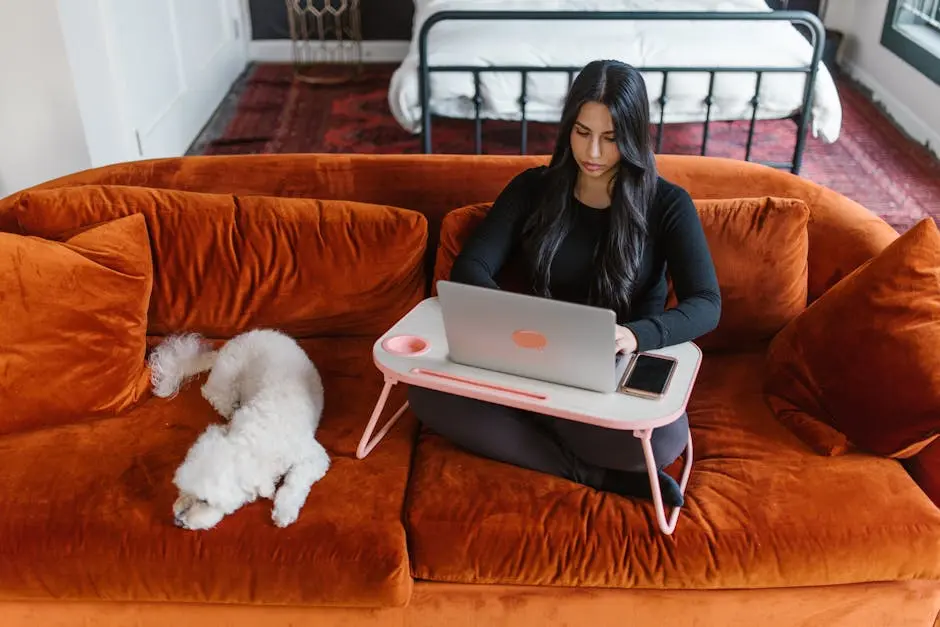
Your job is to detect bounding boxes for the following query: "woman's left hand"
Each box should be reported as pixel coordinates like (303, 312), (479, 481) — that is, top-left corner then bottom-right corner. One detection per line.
(615, 325), (638, 354)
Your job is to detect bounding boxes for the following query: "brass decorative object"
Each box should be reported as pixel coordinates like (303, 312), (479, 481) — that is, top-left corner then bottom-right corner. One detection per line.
(286, 0), (363, 85)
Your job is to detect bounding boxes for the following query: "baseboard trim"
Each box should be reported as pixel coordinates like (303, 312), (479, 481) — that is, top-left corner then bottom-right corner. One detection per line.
(840, 61), (940, 160)
(248, 39), (409, 64)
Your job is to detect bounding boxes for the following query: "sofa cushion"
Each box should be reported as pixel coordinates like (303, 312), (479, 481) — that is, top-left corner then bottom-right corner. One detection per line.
(0, 214), (153, 436)
(10, 185), (427, 338)
(766, 217), (940, 459)
(404, 349), (940, 590)
(906, 440), (940, 508)
(0, 337), (417, 607)
(433, 196), (809, 351)
(665, 197), (809, 350)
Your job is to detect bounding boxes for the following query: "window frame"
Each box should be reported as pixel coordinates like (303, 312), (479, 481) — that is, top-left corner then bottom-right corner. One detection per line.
(880, 0), (940, 84)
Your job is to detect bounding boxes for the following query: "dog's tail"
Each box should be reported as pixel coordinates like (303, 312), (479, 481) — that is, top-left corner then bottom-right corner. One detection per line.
(148, 333), (219, 398)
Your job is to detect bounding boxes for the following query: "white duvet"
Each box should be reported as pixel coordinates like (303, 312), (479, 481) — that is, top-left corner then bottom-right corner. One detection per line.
(388, 0), (843, 143)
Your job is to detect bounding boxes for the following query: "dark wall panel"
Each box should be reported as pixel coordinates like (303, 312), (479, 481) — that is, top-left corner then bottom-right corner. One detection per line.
(250, 0), (414, 40)
(766, 0), (821, 12)
(249, 1), (822, 41)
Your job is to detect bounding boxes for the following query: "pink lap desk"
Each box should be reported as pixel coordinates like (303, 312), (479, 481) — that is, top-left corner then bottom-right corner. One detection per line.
(357, 297), (702, 534)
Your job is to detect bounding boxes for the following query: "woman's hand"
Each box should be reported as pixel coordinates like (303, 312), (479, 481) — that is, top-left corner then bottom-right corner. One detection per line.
(615, 325), (638, 354)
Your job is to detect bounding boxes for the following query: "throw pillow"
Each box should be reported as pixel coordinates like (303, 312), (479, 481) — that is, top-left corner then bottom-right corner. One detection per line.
(433, 196), (810, 352)
(765, 217), (940, 458)
(0, 214), (153, 435)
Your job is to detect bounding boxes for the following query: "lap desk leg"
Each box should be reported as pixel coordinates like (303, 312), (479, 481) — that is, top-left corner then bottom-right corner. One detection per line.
(357, 298), (701, 535)
(356, 377), (410, 459)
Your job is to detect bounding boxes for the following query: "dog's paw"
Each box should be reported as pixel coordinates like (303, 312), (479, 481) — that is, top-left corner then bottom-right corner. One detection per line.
(272, 504), (300, 528)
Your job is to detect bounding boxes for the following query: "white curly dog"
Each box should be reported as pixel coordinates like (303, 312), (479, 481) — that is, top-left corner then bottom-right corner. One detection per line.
(149, 329), (330, 530)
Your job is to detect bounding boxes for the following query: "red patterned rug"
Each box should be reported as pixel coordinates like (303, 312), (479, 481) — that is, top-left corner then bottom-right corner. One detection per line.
(199, 63), (939, 233)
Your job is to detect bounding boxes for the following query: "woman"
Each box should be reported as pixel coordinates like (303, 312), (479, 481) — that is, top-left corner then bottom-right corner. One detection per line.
(408, 60), (721, 507)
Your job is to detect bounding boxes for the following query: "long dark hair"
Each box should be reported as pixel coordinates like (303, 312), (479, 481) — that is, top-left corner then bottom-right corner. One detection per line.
(521, 59), (657, 317)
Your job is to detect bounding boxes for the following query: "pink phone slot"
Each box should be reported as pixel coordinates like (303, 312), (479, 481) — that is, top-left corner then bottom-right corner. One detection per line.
(410, 368), (548, 400)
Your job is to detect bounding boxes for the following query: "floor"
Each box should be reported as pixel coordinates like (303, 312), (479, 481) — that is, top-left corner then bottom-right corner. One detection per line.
(189, 62), (939, 234)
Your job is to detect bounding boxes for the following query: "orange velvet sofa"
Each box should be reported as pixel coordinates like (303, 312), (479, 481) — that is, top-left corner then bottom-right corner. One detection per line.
(0, 153), (938, 627)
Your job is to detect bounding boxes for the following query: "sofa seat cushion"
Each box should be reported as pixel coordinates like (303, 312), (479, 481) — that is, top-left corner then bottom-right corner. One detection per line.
(0, 337), (416, 607)
(404, 349), (940, 590)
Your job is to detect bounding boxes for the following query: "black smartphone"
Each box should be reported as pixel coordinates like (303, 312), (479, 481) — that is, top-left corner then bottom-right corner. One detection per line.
(619, 353), (678, 399)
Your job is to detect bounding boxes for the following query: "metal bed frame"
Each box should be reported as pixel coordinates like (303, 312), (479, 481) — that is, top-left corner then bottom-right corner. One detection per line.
(417, 10), (826, 174)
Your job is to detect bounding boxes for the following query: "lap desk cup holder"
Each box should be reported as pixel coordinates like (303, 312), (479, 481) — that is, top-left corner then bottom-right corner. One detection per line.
(357, 297), (703, 534)
(381, 335), (430, 356)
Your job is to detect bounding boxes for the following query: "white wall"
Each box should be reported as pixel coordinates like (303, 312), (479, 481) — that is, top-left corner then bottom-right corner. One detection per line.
(0, 1), (249, 199)
(57, 1), (140, 169)
(59, 0), (248, 165)
(825, 0), (940, 156)
(0, 3), (92, 198)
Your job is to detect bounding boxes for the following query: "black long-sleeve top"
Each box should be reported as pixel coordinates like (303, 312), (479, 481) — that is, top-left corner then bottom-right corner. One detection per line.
(449, 166), (722, 352)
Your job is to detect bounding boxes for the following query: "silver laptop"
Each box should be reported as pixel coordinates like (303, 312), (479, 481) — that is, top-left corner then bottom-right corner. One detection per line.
(436, 279), (630, 393)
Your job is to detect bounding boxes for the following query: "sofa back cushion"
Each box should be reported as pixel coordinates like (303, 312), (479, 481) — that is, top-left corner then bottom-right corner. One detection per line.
(3, 154), (898, 308)
(669, 196), (810, 350)
(434, 196), (810, 352)
(10, 185), (428, 338)
(0, 214), (153, 435)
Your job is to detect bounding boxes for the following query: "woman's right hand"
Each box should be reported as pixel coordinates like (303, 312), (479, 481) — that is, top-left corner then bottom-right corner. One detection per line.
(615, 325), (638, 355)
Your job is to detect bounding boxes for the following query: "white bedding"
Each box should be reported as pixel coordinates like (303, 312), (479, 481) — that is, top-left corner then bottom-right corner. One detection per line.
(388, 0), (843, 143)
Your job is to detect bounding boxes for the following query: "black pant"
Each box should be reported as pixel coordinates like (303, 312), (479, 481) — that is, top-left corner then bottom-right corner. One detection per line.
(407, 386), (689, 491)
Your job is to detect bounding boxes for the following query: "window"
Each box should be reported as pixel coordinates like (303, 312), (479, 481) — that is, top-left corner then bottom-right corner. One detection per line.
(881, 0), (940, 84)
